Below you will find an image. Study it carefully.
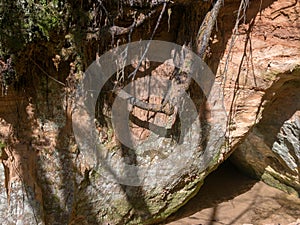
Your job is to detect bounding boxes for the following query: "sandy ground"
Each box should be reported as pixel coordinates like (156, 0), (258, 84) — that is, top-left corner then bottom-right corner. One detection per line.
(162, 162), (300, 225)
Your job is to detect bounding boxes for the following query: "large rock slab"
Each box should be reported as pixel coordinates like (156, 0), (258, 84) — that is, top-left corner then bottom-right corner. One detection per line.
(231, 71), (300, 194)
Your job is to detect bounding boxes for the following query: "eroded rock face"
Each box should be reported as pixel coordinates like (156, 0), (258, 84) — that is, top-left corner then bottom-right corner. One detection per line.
(214, 0), (300, 195)
(70, 46), (227, 224)
(0, 115), (44, 225)
(231, 73), (300, 194)
(213, 0), (300, 144)
(0, 0), (299, 224)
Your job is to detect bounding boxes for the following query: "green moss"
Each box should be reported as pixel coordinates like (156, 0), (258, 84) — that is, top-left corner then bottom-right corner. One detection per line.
(106, 128), (115, 143)
(261, 171), (298, 197)
(0, 141), (6, 158)
(127, 150), (223, 224)
(140, 173), (206, 225)
(110, 199), (132, 218)
(0, 141), (5, 149)
(262, 71), (278, 82)
(163, 177), (204, 217)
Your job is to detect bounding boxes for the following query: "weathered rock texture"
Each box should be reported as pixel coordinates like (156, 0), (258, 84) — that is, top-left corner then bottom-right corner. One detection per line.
(231, 70), (300, 194)
(0, 0), (299, 224)
(213, 0), (300, 193)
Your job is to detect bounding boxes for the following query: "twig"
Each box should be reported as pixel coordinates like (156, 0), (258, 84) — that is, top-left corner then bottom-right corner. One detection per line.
(29, 58), (66, 86)
(122, 0), (172, 7)
(115, 88), (174, 115)
(109, 10), (156, 36)
(129, 114), (173, 137)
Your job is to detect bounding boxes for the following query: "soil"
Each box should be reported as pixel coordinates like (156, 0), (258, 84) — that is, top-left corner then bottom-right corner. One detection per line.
(162, 161), (300, 225)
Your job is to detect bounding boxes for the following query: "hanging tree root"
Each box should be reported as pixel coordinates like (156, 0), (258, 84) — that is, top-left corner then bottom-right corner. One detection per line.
(161, 0), (224, 110)
(196, 0), (223, 59)
(113, 0), (223, 117)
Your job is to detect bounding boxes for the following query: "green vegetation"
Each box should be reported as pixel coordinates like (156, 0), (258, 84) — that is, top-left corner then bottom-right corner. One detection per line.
(0, 141), (5, 149)
(261, 171), (299, 197)
(0, 141), (5, 158)
(0, 0), (67, 55)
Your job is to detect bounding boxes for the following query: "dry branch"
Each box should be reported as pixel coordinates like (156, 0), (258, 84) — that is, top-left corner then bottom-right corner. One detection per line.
(129, 114), (173, 137)
(109, 10), (156, 36)
(29, 58), (66, 86)
(116, 88), (174, 115)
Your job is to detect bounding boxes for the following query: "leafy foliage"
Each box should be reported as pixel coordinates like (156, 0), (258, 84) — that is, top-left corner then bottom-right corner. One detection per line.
(0, 56), (16, 95)
(0, 0), (66, 55)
